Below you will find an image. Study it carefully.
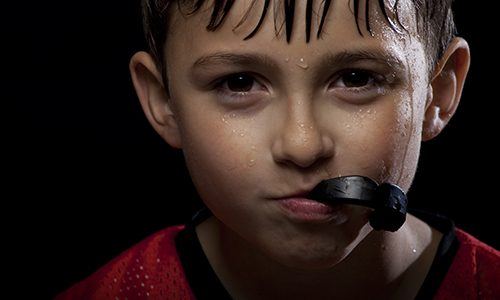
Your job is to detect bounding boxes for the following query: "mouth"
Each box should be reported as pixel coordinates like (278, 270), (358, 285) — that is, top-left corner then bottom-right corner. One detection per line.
(273, 175), (408, 231)
(272, 188), (344, 223)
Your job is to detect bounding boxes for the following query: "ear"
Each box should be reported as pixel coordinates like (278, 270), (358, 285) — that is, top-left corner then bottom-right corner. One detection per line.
(422, 37), (470, 141)
(129, 51), (183, 149)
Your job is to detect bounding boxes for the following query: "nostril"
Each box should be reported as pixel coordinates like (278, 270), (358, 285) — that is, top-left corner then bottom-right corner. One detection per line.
(271, 113), (335, 169)
(277, 143), (332, 169)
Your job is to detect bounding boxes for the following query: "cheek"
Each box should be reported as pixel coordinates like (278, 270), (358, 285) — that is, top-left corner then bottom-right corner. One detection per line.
(177, 106), (261, 208)
(340, 96), (423, 189)
(395, 87), (428, 190)
(379, 91), (425, 190)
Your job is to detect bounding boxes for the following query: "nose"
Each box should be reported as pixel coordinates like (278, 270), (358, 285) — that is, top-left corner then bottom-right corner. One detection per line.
(271, 101), (335, 169)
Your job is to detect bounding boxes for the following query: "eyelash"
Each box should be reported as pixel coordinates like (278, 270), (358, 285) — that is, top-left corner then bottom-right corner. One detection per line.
(213, 70), (388, 102)
(329, 69), (386, 92)
(213, 72), (266, 102)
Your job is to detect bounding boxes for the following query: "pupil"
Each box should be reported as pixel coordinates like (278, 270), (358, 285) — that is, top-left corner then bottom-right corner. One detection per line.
(343, 71), (370, 87)
(227, 74), (253, 92)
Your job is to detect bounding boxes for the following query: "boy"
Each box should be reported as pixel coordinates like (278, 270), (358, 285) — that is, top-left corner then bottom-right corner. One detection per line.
(57, 0), (499, 299)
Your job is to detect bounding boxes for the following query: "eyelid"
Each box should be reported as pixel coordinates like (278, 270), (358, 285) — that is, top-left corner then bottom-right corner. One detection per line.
(214, 72), (267, 93)
(212, 72), (269, 105)
(328, 69), (385, 89)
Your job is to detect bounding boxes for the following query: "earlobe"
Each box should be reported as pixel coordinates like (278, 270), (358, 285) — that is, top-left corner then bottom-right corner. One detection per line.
(422, 37), (470, 141)
(129, 51), (183, 149)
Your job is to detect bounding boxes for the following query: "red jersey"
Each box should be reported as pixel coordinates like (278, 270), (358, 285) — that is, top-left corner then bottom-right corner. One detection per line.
(56, 225), (499, 299)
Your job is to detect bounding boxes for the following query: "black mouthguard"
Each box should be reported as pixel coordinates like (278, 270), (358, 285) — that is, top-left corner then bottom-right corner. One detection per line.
(308, 176), (408, 232)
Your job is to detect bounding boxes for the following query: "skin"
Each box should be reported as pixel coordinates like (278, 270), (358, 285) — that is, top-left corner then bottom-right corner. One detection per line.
(130, 0), (470, 299)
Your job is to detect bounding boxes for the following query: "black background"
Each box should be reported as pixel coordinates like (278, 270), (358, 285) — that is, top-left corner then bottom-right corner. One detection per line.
(5, 1), (498, 299)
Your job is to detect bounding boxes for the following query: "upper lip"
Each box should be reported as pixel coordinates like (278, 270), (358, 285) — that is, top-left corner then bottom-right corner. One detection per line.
(272, 185), (318, 200)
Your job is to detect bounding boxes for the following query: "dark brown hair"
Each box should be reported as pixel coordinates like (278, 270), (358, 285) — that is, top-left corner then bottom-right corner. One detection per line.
(141, 0), (456, 91)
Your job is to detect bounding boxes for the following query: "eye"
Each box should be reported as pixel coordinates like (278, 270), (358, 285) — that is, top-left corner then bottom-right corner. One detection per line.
(224, 73), (256, 92)
(216, 73), (264, 93)
(214, 72), (267, 104)
(333, 69), (376, 88)
(328, 69), (389, 102)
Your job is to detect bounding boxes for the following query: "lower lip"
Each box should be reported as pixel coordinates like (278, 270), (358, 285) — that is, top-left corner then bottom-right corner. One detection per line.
(276, 197), (342, 223)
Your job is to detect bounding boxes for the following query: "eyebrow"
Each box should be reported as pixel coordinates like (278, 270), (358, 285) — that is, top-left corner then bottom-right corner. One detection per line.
(192, 52), (278, 71)
(190, 49), (405, 74)
(323, 50), (405, 69)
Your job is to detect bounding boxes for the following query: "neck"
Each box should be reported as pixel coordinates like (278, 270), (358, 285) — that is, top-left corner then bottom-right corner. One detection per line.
(196, 214), (442, 300)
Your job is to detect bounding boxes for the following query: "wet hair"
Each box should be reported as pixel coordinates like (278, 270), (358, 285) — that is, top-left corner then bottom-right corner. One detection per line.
(141, 0), (456, 91)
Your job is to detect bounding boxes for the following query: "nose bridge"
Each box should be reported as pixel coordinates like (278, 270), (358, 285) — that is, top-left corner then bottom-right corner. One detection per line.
(272, 93), (334, 168)
(286, 97), (317, 142)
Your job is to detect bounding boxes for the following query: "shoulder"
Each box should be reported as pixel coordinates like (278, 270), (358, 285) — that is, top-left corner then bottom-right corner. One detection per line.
(55, 225), (196, 300)
(435, 228), (499, 300)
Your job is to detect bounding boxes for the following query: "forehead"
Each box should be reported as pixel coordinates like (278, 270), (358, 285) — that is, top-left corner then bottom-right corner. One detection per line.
(165, 0), (423, 73)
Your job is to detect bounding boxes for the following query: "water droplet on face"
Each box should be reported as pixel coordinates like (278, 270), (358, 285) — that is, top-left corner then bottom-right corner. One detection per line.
(247, 159), (256, 167)
(412, 248), (417, 253)
(344, 123), (353, 135)
(296, 58), (309, 69)
(230, 113), (237, 118)
(251, 145), (257, 151)
(285, 57), (290, 62)
(226, 164), (238, 171)
(239, 133), (245, 137)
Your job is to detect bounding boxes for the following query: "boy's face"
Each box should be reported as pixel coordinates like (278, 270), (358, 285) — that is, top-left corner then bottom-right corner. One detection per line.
(162, 0), (430, 268)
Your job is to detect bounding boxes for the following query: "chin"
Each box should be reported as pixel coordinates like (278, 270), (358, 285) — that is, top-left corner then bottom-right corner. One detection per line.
(269, 221), (374, 271)
(270, 242), (350, 271)
(273, 232), (369, 271)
